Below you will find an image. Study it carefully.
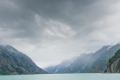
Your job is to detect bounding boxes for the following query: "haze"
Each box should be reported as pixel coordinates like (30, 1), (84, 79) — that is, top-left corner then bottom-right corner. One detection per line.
(0, 0), (120, 68)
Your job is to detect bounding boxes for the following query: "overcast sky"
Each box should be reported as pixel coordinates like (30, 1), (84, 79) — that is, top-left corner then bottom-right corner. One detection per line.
(0, 0), (120, 68)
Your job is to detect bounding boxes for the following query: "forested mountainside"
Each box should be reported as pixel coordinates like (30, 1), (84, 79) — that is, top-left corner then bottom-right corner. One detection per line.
(104, 49), (120, 73)
(45, 43), (120, 73)
(0, 45), (47, 75)
(90, 43), (120, 72)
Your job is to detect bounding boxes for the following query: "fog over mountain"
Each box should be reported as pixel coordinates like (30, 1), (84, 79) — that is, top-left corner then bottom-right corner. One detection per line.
(0, 0), (120, 68)
(45, 43), (120, 73)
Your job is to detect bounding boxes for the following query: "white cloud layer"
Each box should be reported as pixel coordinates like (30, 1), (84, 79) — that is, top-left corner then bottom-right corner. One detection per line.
(0, 0), (120, 68)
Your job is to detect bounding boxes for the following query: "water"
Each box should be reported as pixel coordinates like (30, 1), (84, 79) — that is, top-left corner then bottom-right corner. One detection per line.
(0, 74), (120, 80)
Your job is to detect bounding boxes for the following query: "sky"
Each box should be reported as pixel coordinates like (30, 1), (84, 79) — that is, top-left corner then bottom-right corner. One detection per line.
(0, 0), (120, 68)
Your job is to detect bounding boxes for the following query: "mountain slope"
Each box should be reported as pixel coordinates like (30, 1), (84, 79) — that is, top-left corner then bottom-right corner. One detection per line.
(45, 58), (74, 73)
(45, 46), (110, 73)
(80, 46), (110, 73)
(0, 45), (47, 75)
(64, 46), (110, 73)
(104, 49), (120, 73)
(63, 53), (93, 73)
(90, 43), (120, 73)
(45, 44), (120, 73)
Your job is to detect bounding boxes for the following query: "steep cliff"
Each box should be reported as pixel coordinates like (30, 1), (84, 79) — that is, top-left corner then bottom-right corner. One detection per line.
(104, 49), (120, 73)
(90, 43), (120, 72)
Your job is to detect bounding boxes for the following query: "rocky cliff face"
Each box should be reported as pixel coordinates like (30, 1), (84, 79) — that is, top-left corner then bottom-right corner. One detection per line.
(90, 43), (120, 73)
(104, 49), (120, 73)
(0, 45), (47, 75)
(104, 58), (120, 73)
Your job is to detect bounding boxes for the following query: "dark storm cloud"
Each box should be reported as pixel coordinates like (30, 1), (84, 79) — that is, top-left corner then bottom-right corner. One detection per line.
(0, 0), (118, 45)
(14, 0), (110, 28)
(14, 0), (99, 29)
(0, 0), (45, 43)
(0, 0), (112, 41)
(1, 0), (120, 67)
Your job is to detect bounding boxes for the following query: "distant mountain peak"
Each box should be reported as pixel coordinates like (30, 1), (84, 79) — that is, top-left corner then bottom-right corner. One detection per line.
(0, 44), (7, 47)
(106, 45), (112, 50)
(117, 41), (120, 45)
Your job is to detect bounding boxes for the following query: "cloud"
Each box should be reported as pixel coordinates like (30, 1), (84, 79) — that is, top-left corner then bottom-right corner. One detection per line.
(0, 0), (120, 67)
(44, 19), (77, 38)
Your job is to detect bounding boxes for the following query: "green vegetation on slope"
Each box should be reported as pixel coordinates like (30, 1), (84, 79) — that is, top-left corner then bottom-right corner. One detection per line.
(108, 49), (120, 69)
(90, 44), (120, 72)
(0, 45), (47, 75)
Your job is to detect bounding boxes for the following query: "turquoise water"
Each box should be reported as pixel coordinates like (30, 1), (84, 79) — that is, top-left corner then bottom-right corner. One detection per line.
(0, 74), (120, 80)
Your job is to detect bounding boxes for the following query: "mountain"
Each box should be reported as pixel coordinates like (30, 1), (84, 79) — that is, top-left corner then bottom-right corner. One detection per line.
(45, 43), (120, 73)
(104, 49), (120, 73)
(90, 43), (120, 72)
(0, 45), (47, 75)
(63, 53), (93, 73)
(45, 45), (111, 73)
(64, 46), (110, 73)
(44, 58), (75, 73)
(79, 46), (111, 73)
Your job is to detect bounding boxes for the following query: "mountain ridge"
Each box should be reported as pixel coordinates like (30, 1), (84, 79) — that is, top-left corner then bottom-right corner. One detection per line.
(90, 43), (120, 72)
(45, 44), (120, 73)
(0, 45), (47, 75)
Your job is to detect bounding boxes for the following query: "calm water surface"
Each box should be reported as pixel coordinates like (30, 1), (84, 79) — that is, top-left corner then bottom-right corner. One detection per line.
(0, 74), (120, 80)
